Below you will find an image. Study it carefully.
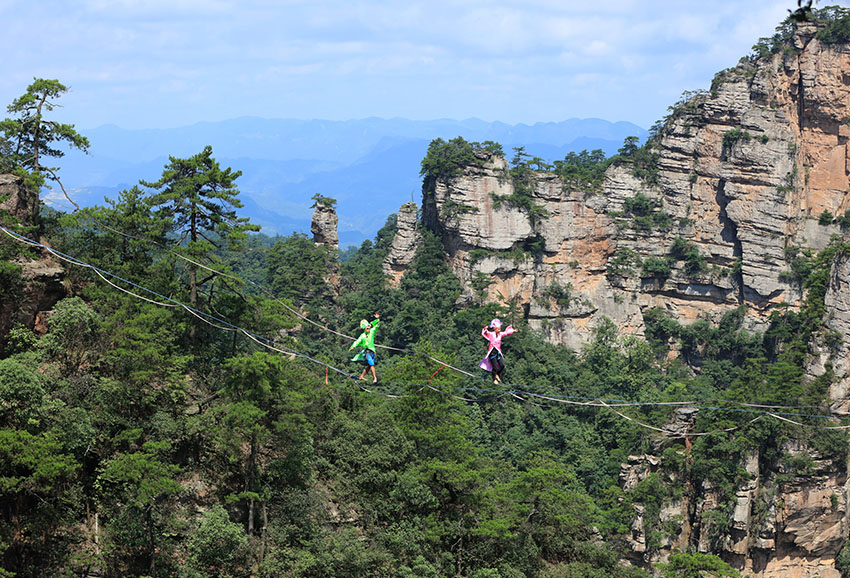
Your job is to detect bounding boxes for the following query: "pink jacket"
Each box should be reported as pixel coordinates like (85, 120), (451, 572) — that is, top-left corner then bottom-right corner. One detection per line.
(481, 325), (515, 355)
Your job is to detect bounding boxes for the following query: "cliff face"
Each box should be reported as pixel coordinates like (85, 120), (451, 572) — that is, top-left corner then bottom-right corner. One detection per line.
(391, 20), (850, 578)
(618, 426), (850, 578)
(417, 23), (849, 355)
(311, 200), (339, 249)
(311, 199), (341, 290)
(0, 174), (67, 346)
(383, 202), (421, 288)
(0, 173), (39, 225)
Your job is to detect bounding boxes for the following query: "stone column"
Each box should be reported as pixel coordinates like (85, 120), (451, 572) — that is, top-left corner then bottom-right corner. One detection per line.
(383, 202), (421, 287)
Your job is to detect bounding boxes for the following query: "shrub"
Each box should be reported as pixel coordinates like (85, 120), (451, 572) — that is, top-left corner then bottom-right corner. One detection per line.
(836, 539), (850, 578)
(722, 128), (751, 156)
(469, 248), (493, 265)
(553, 149), (611, 192)
(749, 17), (796, 61)
(0, 261), (23, 300)
(659, 551), (740, 578)
(442, 199), (478, 221)
(641, 256), (671, 280)
(420, 137), (497, 188)
(184, 505), (249, 578)
(536, 282), (573, 308)
(777, 169), (797, 193)
(606, 247), (642, 279)
(817, 6), (850, 44)
(730, 258), (743, 275)
(669, 237), (706, 277)
(622, 194), (673, 232)
(614, 136), (660, 186)
(491, 147), (549, 225)
(310, 193), (337, 208)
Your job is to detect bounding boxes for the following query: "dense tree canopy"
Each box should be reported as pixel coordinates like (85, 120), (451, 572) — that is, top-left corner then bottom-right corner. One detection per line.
(1, 63), (848, 577)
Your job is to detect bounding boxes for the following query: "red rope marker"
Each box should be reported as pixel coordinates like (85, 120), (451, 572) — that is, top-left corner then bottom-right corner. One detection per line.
(429, 364), (447, 383)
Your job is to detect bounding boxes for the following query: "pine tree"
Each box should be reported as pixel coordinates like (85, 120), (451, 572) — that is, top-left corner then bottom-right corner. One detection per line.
(0, 78), (89, 219)
(142, 146), (259, 314)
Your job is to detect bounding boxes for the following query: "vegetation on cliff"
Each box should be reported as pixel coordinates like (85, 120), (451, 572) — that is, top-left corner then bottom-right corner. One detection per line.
(3, 148), (848, 577)
(4, 12), (850, 573)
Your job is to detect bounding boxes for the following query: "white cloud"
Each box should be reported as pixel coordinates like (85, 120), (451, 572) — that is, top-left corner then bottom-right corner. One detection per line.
(0, 0), (832, 130)
(571, 72), (607, 86)
(583, 40), (612, 57)
(81, 0), (232, 18)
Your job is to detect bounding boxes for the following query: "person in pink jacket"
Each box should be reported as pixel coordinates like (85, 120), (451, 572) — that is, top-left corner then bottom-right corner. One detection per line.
(479, 318), (515, 384)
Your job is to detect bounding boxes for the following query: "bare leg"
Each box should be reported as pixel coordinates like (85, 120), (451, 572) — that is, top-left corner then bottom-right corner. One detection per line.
(370, 366), (377, 383)
(359, 368), (368, 380)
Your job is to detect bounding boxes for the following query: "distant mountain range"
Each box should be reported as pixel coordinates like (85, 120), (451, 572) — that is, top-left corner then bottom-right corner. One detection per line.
(50, 117), (647, 246)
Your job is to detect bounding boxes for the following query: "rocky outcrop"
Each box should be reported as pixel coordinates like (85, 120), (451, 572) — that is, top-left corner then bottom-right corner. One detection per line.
(617, 414), (850, 578)
(15, 256), (67, 334)
(811, 251), (850, 414)
(0, 174), (67, 348)
(311, 200), (339, 249)
(404, 21), (850, 353)
(417, 153), (629, 345)
(310, 199), (340, 291)
(0, 173), (38, 225)
(380, 19), (850, 577)
(0, 254), (66, 347)
(383, 202), (421, 288)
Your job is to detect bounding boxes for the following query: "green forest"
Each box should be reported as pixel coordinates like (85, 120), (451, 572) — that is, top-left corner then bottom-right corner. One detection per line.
(3, 9), (850, 576)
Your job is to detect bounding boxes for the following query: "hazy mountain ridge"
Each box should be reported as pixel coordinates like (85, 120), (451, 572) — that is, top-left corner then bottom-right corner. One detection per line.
(55, 117), (646, 243)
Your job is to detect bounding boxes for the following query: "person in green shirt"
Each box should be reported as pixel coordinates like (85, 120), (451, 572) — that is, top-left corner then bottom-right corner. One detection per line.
(350, 312), (380, 383)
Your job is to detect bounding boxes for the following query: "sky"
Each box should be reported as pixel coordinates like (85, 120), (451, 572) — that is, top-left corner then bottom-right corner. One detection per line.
(0, 0), (834, 131)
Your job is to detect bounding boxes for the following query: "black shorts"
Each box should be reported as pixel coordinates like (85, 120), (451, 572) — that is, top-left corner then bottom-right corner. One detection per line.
(488, 350), (504, 374)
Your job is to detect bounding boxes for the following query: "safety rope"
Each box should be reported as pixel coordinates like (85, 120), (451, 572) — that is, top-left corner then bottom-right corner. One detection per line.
(4, 223), (850, 440)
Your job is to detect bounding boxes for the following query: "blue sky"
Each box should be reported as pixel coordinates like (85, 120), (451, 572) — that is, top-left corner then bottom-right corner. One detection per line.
(0, 0), (827, 131)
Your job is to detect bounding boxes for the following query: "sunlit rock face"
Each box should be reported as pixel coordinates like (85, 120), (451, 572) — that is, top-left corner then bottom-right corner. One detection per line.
(0, 174), (67, 347)
(0, 174), (38, 225)
(383, 202), (421, 288)
(311, 200), (339, 249)
(384, 21), (850, 577)
(397, 22), (850, 354)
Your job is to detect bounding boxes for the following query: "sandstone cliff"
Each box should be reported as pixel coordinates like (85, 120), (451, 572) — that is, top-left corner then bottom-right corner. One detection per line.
(0, 173), (67, 347)
(311, 199), (340, 249)
(311, 198), (340, 290)
(618, 415), (850, 578)
(414, 21), (849, 354)
(387, 17), (850, 578)
(383, 201), (421, 288)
